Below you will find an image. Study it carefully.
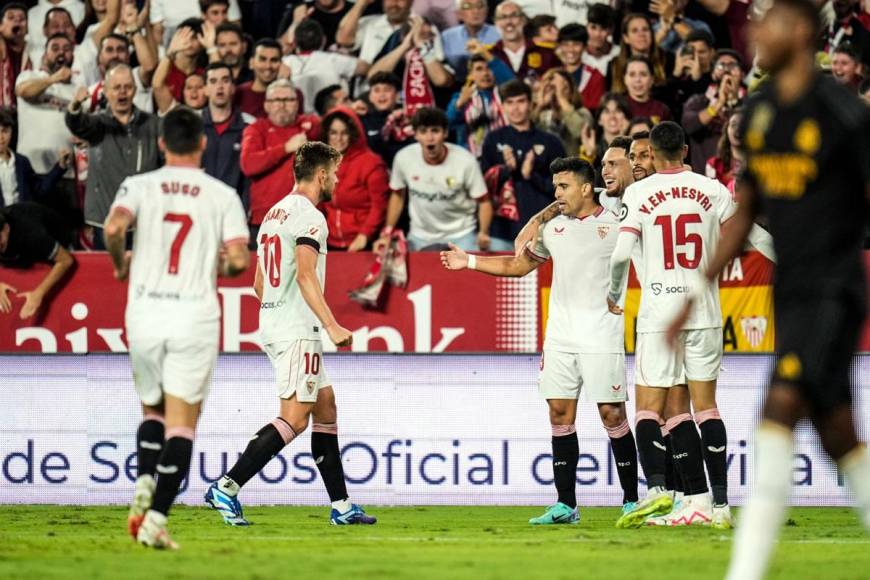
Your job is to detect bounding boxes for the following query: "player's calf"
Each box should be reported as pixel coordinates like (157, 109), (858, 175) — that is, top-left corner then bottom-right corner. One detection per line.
(696, 408), (728, 507)
(667, 413), (709, 498)
(150, 426), (195, 517)
(603, 417), (639, 506)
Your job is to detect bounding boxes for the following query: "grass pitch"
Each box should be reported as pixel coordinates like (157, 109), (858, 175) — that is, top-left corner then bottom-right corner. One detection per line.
(2, 505), (867, 579)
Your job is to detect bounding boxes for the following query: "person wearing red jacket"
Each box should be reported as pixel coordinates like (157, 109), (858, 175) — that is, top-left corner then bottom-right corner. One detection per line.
(319, 107), (389, 251)
(240, 79), (320, 243)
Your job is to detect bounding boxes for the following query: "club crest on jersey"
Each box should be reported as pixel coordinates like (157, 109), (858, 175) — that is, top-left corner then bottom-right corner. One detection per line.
(740, 316), (768, 348)
(618, 205), (628, 222)
(445, 176), (456, 188)
(597, 226), (610, 239)
(306, 380), (316, 394)
(533, 144), (545, 155)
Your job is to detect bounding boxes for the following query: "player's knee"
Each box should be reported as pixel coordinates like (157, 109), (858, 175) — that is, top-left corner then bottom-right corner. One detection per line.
(598, 403), (625, 428)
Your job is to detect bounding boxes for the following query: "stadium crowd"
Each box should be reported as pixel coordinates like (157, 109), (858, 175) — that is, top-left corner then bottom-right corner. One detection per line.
(0, 0), (868, 269)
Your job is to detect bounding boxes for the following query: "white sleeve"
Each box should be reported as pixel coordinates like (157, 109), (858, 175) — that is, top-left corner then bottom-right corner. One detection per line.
(110, 178), (142, 219)
(467, 160), (487, 200)
(228, 0), (242, 21)
(150, 0), (165, 24)
(618, 186), (642, 237)
(292, 209), (328, 251)
(716, 182), (738, 224)
(746, 223), (776, 263)
(358, 17), (383, 64)
(608, 230), (637, 302)
(389, 152), (407, 191)
(222, 192), (250, 245)
(525, 227), (550, 263)
(334, 53), (359, 80)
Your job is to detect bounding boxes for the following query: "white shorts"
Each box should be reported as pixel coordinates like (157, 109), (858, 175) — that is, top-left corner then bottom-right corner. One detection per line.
(635, 329), (722, 387)
(538, 350), (627, 403)
(264, 339), (331, 403)
(129, 336), (219, 406)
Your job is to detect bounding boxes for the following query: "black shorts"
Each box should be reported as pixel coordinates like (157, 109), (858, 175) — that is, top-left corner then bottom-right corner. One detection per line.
(773, 292), (866, 414)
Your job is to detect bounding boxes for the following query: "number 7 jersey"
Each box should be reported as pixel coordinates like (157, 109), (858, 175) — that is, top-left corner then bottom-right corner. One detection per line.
(110, 166), (249, 340)
(257, 193), (329, 345)
(620, 167), (736, 333)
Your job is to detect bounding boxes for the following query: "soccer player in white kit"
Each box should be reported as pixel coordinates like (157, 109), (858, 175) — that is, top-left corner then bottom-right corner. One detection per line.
(442, 157), (637, 525)
(205, 142), (377, 526)
(103, 107), (251, 549)
(608, 122), (736, 529)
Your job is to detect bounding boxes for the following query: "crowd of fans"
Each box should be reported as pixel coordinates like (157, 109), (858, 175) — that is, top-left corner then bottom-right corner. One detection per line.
(0, 0), (868, 267)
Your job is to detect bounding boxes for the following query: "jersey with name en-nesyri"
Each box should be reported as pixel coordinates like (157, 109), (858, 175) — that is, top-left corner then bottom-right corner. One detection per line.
(620, 168), (736, 332)
(111, 166), (249, 340)
(529, 207), (624, 353)
(257, 193), (328, 345)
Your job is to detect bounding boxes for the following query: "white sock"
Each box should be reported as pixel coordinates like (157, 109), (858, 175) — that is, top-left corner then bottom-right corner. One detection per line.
(840, 444), (870, 531)
(218, 475), (240, 497)
(725, 422), (793, 580)
(331, 499), (352, 513)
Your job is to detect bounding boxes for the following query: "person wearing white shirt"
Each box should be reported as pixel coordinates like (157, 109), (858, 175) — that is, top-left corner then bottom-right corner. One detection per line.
(0, 109), (69, 208)
(581, 3), (620, 76)
(150, 0), (241, 47)
(336, 0), (412, 76)
(26, 0), (85, 62)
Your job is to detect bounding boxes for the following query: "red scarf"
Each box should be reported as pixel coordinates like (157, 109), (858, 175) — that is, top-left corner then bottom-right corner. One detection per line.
(484, 165), (519, 222)
(381, 47), (437, 142)
(0, 52), (17, 109)
(349, 231), (408, 308)
(463, 88), (505, 157)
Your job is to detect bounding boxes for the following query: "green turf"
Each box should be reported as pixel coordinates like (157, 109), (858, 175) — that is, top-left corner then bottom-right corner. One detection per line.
(1, 505), (867, 579)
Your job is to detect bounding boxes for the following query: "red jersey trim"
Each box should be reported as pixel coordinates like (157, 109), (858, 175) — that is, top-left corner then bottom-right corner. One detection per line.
(619, 226), (641, 237)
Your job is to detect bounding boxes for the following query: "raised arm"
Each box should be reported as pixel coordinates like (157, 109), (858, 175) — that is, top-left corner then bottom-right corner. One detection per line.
(336, 0), (372, 49)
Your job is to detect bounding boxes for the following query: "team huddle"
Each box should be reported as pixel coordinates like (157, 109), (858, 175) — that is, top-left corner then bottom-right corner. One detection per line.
(102, 5), (869, 580)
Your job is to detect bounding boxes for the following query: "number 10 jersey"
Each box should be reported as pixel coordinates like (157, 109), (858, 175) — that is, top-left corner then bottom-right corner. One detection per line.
(257, 193), (329, 346)
(620, 167), (736, 333)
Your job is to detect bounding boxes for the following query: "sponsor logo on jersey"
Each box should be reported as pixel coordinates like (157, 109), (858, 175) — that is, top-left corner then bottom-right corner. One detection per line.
(445, 177), (456, 188)
(597, 226), (610, 239)
(740, 316), (768, 348)
(650, 282), (690, 296)
(533, 144), (545, 155)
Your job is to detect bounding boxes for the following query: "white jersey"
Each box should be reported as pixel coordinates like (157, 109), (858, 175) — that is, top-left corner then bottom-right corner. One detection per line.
(389, 143), (488, 244)
(257, 193), (329, 345)
(112, 166), (249, 340)
(601, 191), (645, 283)
(620, 167), (736, 332)
(528, 208), (624, 354)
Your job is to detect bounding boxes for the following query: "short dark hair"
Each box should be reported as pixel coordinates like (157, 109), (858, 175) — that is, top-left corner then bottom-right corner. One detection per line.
(499, 79), (532, 100)
(649, 121), (685, 159)
(628, 116), (652, 134)
(773, 0), (821, 39)
(468, 53), (489, 69)
(201, 0), (230, 9)
(254, 38), (282, 54)
(586, 3), (614, 29)
(216, 22), (244, 40)
(411, 107), (448, 130)
(631, 130), (650, 141)
(549, 157), (595, 184)
(44, 7), (72, 28)
(45, 32), (72, 47)
(0, 108), (15, 129)
(625, 55), (653, 75)
(162, 107), (204, 154)
(178, 17), (204, 36)
(205, 61), (234, 81)
(558, 23), (588, 44)
(294, 19), (324, 52)
(1, 2), (27, 19)
(368, 71), (401, 90)
(833, 41), (860, 61)
(100, 33), (130, 51)
(294, 141), (342, 182)
(596, 92), (631, 121)
(314, 84), (343, 116)
(608, 136), (632, 155)
(715, 48), (743, 68)
(685, 29), (714, 47)
(527, 14), (556, 36)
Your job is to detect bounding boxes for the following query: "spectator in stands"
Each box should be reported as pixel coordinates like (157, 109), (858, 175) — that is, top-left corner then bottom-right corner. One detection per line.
(314, 84), (352, 115)
(532, 68), (594, 157)
(556, 24), (606, 112)
(694, 0), (751, 65)
(825, 0), (870, 65)
(0, 202), (75, 319)
(651, 0), (713, 54)
(357, 71), (406, 166)
(527, 14), (558, 46)
(280, 0), (359, 51)
(0, 3), (28, 110)
(481, 79), (564, 249)
(681, 49), (744, 173)
(582, 3), (618, 76)
(240, 79), (320, 242)
(319, 107), (389, 251)
(489, 1), (557, 85)
(376, 107), (491, 251)
(215, 23), (251, 84)
(235, 38), (288, 118)
(412, 0), (460, 32)
(84, 27), (157, 114)
(447, 54), (508, 157)
(285, 19), (364, 114)
(705, 107), (741, 187)
(149, 0), (239, 47)
(159, 19), (206, 103)
(663, 29), (715, 120)
(202, 62), (252, 194)
(337, 0), (413, 76)
(608, 13), (668, 94)
(28, 0), (87, 64)
(627, 116), (652, 136)
(623, 56), (671, 123)
(629, 129), (654, 181)
(580, 91), (629, 165)
(153, 31), (208, 113)
(202, 0), (232, 27)
(368, 15), (455, 101)
(0, 110), (68, 208)
(831, 42), (864, 92)
(65, 63), (160, 247)
(442, 0), (500, 82)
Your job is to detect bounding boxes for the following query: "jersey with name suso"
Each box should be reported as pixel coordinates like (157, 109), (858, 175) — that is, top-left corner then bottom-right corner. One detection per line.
(620, 168), (736, 332)
(111, 166), (249, 340)
(528, 208), (624, 354)
(257, 193), (329, 346)
(389, 143), (488, 244)
(739, 75), (870, 301)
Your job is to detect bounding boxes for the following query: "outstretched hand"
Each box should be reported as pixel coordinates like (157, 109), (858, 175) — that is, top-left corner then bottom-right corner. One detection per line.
(440, 243), (469, 270)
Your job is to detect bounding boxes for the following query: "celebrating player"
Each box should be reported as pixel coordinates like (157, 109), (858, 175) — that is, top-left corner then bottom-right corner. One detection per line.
(442, 157), (639, 524)
(666, 0), (870, 577)
(608, 122), (734, 529)
(205, 142), (377, 526)
(105, 107), (251, 549)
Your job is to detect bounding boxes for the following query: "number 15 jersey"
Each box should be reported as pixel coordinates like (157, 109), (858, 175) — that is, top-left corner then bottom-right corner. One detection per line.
(620, 168), (736, 333)
(257, 193), (329, 346)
